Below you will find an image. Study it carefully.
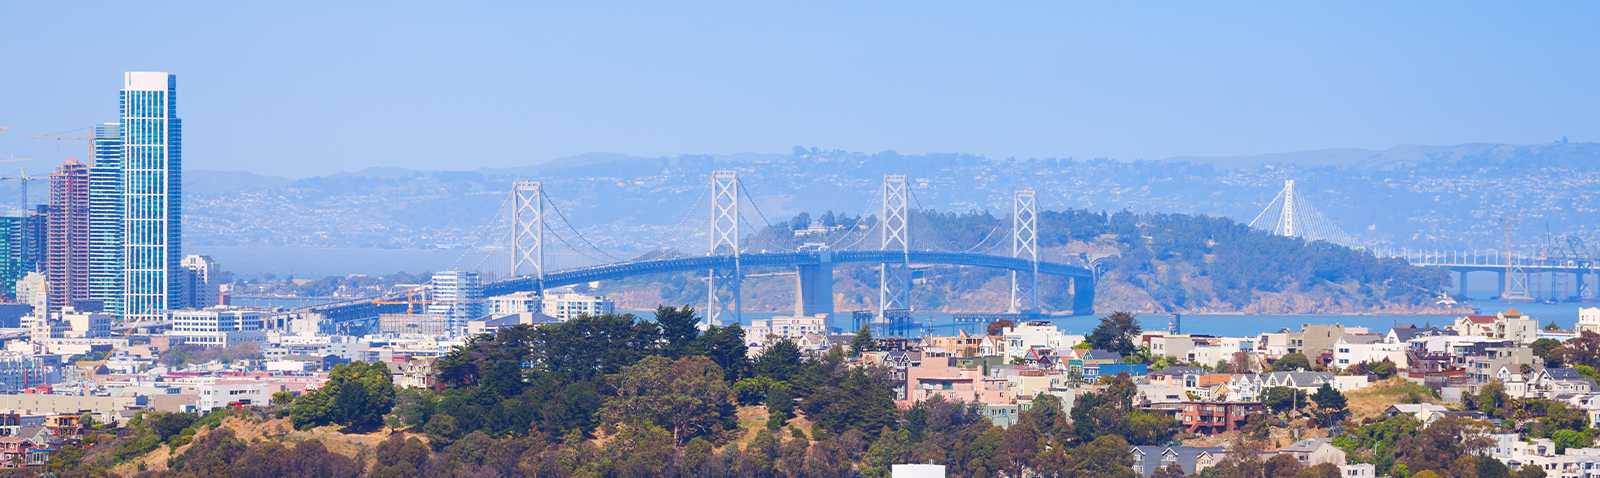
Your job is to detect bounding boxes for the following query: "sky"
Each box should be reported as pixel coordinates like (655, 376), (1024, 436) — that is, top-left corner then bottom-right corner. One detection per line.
(1, 2), (1597, 178)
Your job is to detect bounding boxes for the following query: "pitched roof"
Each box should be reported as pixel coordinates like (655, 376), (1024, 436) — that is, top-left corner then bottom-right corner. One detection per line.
(1084, 350), (1122, 361)
(1503, 308), (1523, 317)
(1277, 438), (1333, 453)
(1466, 315), (1496, 324)
(1547, 368), (1585, 381)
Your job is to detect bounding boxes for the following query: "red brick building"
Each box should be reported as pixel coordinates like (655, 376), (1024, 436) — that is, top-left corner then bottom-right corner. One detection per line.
(1180, 401), (1264, 435)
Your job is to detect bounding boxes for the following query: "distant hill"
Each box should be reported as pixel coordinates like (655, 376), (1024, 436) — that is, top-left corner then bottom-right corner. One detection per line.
(178, 142), (1600, 254)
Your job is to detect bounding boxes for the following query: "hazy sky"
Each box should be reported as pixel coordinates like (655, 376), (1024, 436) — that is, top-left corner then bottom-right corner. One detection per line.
(2, 2), (1596, 178)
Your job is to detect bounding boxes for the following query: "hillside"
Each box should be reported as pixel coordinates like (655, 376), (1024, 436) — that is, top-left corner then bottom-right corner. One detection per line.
(591, 208), (1465, 316)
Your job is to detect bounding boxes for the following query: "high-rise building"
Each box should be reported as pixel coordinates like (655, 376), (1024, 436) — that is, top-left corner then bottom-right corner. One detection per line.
(427, 271), (483, 333)
(47, 159), (90, 311)
(120, 72), (182, 322)
(0, 210), (45, 301)
(88, 123), (124, 317)
(181, 254), (220, 309)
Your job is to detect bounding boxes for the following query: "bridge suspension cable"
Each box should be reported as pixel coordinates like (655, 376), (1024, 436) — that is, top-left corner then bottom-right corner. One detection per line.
(1246, 179), (1362, 249)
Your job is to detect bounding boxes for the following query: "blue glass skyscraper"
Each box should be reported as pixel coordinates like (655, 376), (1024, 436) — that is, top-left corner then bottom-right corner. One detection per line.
(88, 123), (124, 316)
(120, 72), (182, 322)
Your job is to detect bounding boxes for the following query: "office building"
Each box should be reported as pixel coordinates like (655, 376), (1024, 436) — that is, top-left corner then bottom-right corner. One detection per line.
(540, 289), (615, 320)
(181, 254), (220, 309)
(88, 123), (124, 317)
(13, 272), (44, 313)
(0, 211), (44, 302)
(427, 270), (483, 331)
(486, 291), (540, 314)
(120, 72), (183, 322)
(47, 159), (90, 311)
(380, 313), (452, 336)
(168, 307), (264, 347)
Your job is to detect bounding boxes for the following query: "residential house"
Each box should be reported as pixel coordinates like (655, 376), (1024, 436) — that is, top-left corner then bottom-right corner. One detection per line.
(1130, 446), (1227, 477)
(1179, 401), (1263, 435)
(1274, 438), (1347, 467)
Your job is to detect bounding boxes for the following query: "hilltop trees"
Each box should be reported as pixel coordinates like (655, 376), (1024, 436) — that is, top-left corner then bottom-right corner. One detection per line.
(290, 361), (395, 431)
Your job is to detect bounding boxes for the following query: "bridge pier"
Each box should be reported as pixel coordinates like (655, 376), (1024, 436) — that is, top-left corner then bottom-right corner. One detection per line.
(1073, 277), (1095, 316)
(794, 250), (835, 322)
(1456, 269), (1469, 295)
(1497, 271), (1507, 298)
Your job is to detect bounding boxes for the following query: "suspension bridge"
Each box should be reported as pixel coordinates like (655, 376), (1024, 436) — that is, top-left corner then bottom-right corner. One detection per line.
(293, 171), (1095, 335)
(1248, 180), (1600, 301)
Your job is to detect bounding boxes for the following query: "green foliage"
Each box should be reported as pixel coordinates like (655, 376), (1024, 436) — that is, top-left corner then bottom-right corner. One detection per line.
(767, 381), (794, 430)
(755, 339), (804, 383)
(655, 305), (701, 358)
(1087, 312), (1141, 355)
(800, 365), (900, 438)
(849, 325), (876, 357)
(1070, 373), (1180, 445)
(157, 342), (263, 367)
(600, 355), (735, 445)
(1264, 386), (1308, 414)
(1368, 360), (1398, 380)
(732, 376), (776, 406)
(1553, 429), (1590, 453)
(146, 427), (363, 478)
(1273, 353), (1312, 371)
(1311, 383), (1349, 426)
(289, 361), (395, 431)
(1533, 338), (1566, 367)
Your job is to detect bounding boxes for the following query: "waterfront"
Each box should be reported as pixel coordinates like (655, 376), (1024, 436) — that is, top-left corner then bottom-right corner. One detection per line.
(624, 298), (1593, 338)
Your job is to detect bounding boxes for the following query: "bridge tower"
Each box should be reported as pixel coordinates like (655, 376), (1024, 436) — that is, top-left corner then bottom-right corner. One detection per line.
(879, 175), (912, 328)
(511, 181), (545, 299)
(1009, 189), (1039, 314)
(707, 170), (742, 326)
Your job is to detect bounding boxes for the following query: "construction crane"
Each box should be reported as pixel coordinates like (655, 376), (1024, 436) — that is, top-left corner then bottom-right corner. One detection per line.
(23, 135), (91, 141)
(0, 126), (8, 137)
(0, 154), (34, 164)
(0, 169), (43, 212)
(372, 289), (434, 314)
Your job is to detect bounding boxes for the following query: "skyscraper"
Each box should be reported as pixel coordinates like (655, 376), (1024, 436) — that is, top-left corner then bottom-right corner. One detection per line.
(47, 159), (89, 311)
(427, 270), (483, 333)
(88, 123), (124, 316)
(120, 72), (182, 322)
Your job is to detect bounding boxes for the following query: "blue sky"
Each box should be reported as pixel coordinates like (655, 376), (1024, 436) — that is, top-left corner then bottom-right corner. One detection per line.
(1, 2), (1596, 177)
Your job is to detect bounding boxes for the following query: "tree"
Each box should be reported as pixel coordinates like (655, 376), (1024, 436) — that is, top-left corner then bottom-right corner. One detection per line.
(1087, 312), (1141, 355)
(655, 305), (702, 358)
(1311, 383), (1348, 426)
(290, 361), (395, 431)
(600, 355), (734, 445)
(767, 381), (794, 430)
(696, 324), (752, 382)
(271, 391), (295, 406)
(1532, 338), (1566, 367)
(1264, 386), (1307, 414)
(1273, 353), (1312, 371)
(849, 325), (876, 357)
(1564, 331), (1600, 369)
(1546, 321), (1562, 331)
(987, 319), (1015, 336)
(755, 339), (804, 383)
(1552, 429), (1589, 453)
(1265, 453), (1305, 478)
(1369, 360), (1398, 380)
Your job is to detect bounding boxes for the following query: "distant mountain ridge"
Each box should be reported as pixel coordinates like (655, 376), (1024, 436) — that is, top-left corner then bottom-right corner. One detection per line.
(178, 142), (1600, 253)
